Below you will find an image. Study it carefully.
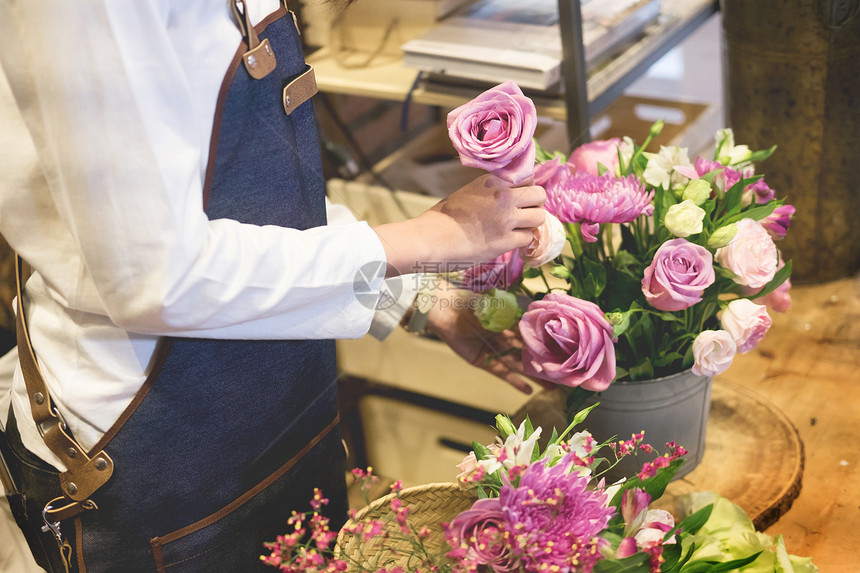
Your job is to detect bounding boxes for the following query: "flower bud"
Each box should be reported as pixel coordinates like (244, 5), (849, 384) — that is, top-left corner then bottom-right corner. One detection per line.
(649, 119), (664, 138)
(664, 200), (705, 237)
(707, 224), (738, 249)
(474, 289), (520, 332)
(681, 179), (712, 206)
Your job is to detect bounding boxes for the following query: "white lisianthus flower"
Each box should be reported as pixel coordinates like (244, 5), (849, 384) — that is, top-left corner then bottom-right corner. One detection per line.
(692, 330), (737, 377)
(643, 146), (693, 190)
(681, 179), (712, 205)
(520, 211), (566, 268)
(664, 200), (706, 237)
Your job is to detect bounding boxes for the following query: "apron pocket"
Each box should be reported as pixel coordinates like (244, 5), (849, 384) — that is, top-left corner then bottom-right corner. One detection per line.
(148, 423), (346, 573)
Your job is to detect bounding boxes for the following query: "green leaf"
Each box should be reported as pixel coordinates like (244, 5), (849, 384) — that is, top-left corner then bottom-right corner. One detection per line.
(654, 351), (684, 368)
(609, 457), (685, 507)
(722, 175), (762, 214)
(522, 415), (535, 440)
(522, 266), (542, 279)
(606, 310), (633, 338)
(472, 441), (493, 461)
(749, 259), (792, 301)
(674, 503), (714, 537)
(720, 201), (780, 226)
(583, 258), (608, 297)
(704, 553), (763, 571)
(534, 140), (565, 163)
(593, 553), (650, 573)
(629, 357), (654, 380)
(749, 144), (777, 163)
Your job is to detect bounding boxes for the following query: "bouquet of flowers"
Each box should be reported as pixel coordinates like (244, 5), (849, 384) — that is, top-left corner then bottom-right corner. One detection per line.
(445, 82), (794, 395)
(261, 408), (816, 572)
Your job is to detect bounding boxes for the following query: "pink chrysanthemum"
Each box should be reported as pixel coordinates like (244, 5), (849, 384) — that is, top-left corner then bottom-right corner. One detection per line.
(545, 173), (654, 242)
(499, 454), (615, 573)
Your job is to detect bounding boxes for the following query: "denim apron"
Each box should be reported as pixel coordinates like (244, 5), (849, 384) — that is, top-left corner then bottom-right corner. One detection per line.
(2, 5), (347, 572)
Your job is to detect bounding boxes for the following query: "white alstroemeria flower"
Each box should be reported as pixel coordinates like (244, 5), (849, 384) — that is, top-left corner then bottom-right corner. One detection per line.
(715, 128), (752, 166)
(501, 422), (542, 468)
(643, 146), (692, 191)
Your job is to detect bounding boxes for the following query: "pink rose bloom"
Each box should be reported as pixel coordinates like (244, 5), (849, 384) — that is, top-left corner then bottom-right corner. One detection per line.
(461, 249), (524, 293)
(691, 330), (737, 377)
(519, 293), (616, 391)
(447, 81), (537, 185)
(520, 210), (566, 267)
(721, 298), (772, 354)
(642, 238), (715, 311)
(568, 138), (622, 176)
(761, 204), (795, 240)
(446, 498), (519, 572)
(715, 218), (778, 289)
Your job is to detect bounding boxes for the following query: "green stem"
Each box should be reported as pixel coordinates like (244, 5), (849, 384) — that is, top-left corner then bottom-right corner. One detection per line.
(539, 266), (552, 292)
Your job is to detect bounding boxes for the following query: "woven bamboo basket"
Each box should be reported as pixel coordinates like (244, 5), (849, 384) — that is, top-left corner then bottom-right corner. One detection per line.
(336, 483), (477, 569)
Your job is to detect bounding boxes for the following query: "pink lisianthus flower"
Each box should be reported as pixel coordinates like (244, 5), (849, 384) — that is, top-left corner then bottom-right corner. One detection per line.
(642, 238), (715, 311)
(447, 81), (537, 185)
(720, 298), (772, 354)
(744, 177), (775, 205)
(691, 330), (737, 377)
(715, 218), (778, 289)
(544, 172), (654, 242)
(569, 138), (622, 176)
(519, 293), (616, 391)
(460, 249), (525, 293)
(742, 253), (791, 313)
(761, 204), (795, 240)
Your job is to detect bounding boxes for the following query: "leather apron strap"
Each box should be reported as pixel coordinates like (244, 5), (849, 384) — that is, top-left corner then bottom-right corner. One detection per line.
(14, 256), (113, 517)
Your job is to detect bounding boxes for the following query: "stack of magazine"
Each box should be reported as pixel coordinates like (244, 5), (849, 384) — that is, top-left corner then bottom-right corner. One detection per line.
(401, 0), (662, 92)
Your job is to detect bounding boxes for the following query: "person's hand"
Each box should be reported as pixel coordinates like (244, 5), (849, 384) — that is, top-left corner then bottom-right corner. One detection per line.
(422, 283), (553, 395)
(373, 174), (545, 277)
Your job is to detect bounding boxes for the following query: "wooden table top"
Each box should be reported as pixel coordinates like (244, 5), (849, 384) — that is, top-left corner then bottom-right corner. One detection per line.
(716, 271), (860, 571)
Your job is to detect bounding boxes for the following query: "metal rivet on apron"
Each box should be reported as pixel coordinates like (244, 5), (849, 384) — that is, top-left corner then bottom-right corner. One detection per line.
(67, 483), (78, 495)
(265, 44), (272, 55)
(66, 448), (77, 459)
(34, 392), (45, 405)
(247, 54), (257, 68)
(94, 458), (108, 471)
(285, 94), (291, 107)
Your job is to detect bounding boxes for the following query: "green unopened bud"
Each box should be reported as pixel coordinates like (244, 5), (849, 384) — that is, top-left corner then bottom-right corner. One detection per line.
(475, 289), (520, 332)
(707, 223), (739, 249)
(649, 119), (664, 138)
(606, 312), (625, 325)
(550, 265), (571, 280)
(682, 179), (712, 206)
(605, 311), (632, 338)
(495, 415), (517, 439)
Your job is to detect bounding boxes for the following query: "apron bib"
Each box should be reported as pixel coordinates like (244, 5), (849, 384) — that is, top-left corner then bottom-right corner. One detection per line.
(7, 5), (347, 572)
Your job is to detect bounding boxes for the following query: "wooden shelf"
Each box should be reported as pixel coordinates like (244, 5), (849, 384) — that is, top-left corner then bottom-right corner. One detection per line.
(309, 0), (719, 132)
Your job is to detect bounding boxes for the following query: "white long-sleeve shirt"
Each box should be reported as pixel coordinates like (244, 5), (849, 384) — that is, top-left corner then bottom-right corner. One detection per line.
(0, 0), (414, 470)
